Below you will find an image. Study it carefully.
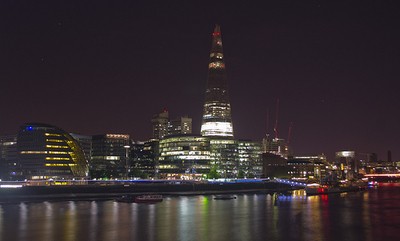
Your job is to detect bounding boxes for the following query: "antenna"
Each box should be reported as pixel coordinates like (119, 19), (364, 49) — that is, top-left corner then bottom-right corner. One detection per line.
(273, 98), (279, 139)
(287, 122), (294, 144)
(266, 108), (269, 136)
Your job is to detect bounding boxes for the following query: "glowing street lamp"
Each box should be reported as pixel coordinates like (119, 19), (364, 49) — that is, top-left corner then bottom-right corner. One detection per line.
(124, 145), (130, 179)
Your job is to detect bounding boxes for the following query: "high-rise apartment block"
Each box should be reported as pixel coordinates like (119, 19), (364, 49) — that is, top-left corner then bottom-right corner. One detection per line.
(151, 109), (169, 139)
(168, 116), (192, 136)
(151, 109), (192, 139)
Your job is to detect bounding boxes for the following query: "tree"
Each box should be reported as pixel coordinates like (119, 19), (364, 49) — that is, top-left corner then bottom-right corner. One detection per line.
(207, 165), (221, 179)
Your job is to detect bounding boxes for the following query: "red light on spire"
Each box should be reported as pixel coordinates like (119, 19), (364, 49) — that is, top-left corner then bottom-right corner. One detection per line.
(213, 32), (221, 36)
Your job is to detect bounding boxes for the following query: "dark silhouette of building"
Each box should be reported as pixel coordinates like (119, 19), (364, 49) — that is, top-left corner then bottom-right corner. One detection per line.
(130, 140), (158, 178)
(262, 153), (288, 178)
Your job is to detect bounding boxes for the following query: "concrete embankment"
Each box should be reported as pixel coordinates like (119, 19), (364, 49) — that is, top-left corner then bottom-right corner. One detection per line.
(0, 181), (298, 203)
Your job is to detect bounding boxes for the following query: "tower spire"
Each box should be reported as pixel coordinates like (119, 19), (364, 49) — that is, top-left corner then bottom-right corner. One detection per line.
(200, 25), (234, 137)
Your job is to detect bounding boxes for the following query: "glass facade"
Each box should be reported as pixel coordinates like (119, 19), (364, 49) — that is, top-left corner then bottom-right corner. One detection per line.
(209, 138), (237, 178)
(17, 123), (88, 180)
(0, 135), (18, 180)
(237, 140), (263, 178)
(158, 135), (211, 179)
(90, 134), (130, 179)
(201, 25), (234, 138)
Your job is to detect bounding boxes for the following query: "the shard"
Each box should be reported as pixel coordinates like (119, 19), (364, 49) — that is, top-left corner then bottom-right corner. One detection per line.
(200, 25), (234, 138)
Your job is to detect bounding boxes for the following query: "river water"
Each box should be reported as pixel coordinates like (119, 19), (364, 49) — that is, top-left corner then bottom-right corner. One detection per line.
(0, 187), (399, 241)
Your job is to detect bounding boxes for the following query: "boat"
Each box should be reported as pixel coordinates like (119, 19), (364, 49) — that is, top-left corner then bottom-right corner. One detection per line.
(214, 194), (237, 200)
(133, 194), (163, 203)
(115, 194), (163, 203)
(115, 195), (136, 203)
(305, 182), (365, 195)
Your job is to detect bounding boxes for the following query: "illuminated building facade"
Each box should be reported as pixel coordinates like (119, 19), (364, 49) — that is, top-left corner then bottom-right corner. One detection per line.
(90, 134), (130, 179)
(151, 109), (169, 139)
(152, 110), (193, 139)
(16, 123), (88, 180)
(158, 135), (211, 179)
(263, 136), (290, 158)
(335, 150), (358, 179)
(70, 133), (92, 164)
(131, 140), (158, 178)
(0, 135), (18, 180)
(201, 25), (234, 138)
(168, 116), (192, 136)
(209, 138), (237, 178)
(287, 155), (327, 180)
(237, 140), (263, 178)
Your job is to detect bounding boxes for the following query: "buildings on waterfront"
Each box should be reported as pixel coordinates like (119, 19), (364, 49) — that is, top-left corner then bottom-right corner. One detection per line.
(151, 109), (192, 140)
(90, 134), (130, 179)
(1, 25), (397, 182)
(158, 135), (212, 179)
(0, 135), (18, 180)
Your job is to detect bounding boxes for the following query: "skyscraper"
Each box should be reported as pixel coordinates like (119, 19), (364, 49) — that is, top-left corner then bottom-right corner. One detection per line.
(168, 116), (192, 136)
(201, 25), (234, 138)
(151, 109), (169, 139)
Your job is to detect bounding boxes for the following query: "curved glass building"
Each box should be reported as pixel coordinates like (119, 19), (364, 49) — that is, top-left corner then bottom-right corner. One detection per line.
(158, 135), (211, 179)
(17, 123), (89, 180)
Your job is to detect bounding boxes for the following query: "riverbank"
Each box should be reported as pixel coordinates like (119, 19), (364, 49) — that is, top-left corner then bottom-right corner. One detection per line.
(0, 181), (297, 203)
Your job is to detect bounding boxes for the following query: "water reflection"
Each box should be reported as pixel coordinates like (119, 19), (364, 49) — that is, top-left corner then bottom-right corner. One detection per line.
(1, 188), (400, 241)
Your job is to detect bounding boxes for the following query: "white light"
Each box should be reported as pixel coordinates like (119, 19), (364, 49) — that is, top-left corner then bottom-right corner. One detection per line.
(201, 122), (233, 137)
(0, 185), (23, 188)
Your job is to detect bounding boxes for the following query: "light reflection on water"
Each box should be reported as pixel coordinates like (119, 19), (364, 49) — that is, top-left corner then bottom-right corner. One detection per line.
(1, 188), (400, 241)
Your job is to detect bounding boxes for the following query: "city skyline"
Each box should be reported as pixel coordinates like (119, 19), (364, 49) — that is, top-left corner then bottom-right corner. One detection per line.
(1, 1), (399, 161)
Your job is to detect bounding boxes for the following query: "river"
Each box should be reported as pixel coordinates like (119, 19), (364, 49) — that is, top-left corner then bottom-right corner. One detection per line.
(0, 187), (399, 241)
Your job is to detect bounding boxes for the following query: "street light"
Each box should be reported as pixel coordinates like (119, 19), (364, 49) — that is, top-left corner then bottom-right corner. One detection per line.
(124, 145), (130, 180)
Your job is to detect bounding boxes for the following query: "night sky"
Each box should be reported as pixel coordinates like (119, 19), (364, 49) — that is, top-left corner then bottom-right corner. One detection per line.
(1, 1), (399, 161)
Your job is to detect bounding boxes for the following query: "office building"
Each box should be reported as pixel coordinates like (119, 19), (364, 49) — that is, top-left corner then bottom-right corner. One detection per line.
(158, 135), (211, 179)
(152, 109), (193, 139)
(131, 140), (158, 178)
(16, 123), (88, 180)
(168, 116), (192, 136)
(70, 133), (92, 164)
(200, 25), (234, 138)
(90, 134), (130, 179)
(237, 140), (263, 178)
(151, 109), (169, 139)
(0, 135), (18, 180)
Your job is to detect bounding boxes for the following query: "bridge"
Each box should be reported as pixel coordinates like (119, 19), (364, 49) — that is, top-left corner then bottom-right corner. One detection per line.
(274, 178), (307, 188)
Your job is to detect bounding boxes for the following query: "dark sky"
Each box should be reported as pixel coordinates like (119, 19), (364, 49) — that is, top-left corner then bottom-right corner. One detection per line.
(1, 0), (399, 161)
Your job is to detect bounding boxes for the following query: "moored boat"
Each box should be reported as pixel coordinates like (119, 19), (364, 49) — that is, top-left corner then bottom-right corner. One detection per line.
(214, 194), (236, 200)
(134, 194), (163, 203)
(305, 182), (365, 195)
(115, 194), (163, 203)
(115, 195), (136, 203)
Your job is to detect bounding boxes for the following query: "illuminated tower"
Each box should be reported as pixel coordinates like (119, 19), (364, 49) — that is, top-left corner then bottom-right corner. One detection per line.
(201, 25), (234, 138)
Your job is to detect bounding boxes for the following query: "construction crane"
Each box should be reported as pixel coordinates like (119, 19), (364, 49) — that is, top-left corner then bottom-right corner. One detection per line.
(287, 122), (294, 144)
(273, 98), (279, 139)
